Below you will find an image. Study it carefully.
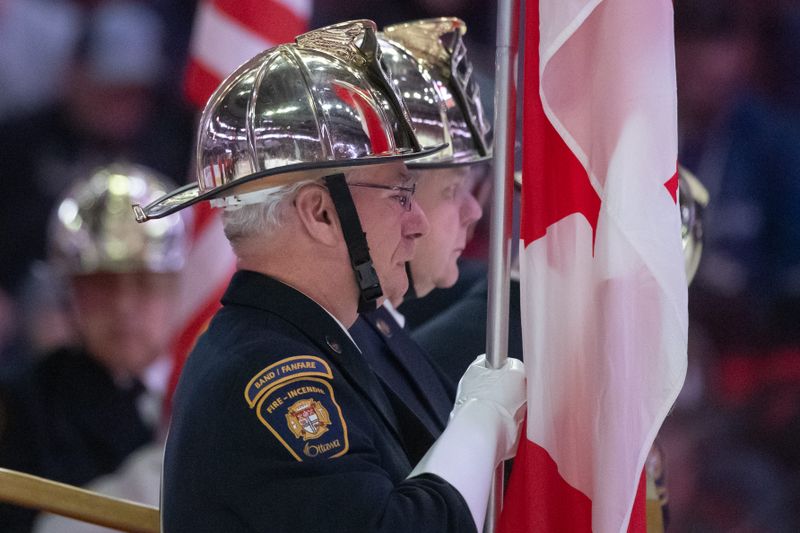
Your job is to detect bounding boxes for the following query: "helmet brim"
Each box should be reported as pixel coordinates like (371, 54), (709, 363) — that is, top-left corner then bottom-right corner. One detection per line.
(134, 143), (447, 221)
(405, 150), (493, 169)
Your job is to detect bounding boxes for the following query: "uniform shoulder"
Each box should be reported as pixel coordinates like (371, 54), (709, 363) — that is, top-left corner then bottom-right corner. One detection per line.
(181, 314), (336, 404)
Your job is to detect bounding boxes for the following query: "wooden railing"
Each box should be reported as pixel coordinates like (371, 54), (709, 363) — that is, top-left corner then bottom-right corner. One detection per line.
(0, 468), (159, 533)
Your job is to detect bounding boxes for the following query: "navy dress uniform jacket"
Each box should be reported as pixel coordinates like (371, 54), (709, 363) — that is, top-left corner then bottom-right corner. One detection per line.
(163, 271), (475, 533)
(350, 306), (456, 465)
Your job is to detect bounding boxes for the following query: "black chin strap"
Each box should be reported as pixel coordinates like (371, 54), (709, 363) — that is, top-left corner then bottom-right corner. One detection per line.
(323, 174), (382, 313)
(403, 261), (417, 301)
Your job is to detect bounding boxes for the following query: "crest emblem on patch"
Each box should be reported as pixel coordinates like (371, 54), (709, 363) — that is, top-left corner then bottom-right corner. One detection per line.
(286, 398), (331, 440)
(246, 356), (349, 461)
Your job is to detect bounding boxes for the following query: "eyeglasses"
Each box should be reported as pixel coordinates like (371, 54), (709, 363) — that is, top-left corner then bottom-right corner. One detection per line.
(347, 182), (416, 212)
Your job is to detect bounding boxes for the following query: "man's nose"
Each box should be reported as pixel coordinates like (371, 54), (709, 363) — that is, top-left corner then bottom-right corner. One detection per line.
(461, 191), (483, 226)
(404, 199), (430, 239)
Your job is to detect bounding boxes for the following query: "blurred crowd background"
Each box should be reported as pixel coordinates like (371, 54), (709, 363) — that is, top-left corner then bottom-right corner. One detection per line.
(1, 0), (799, 530)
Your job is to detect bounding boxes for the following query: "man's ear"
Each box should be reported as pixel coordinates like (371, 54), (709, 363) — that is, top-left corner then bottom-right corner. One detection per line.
(294, 184), (341, 246)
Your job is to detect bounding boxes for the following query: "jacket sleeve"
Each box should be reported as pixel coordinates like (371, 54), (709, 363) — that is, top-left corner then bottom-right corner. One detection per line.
(220, 441), (478, 533)
(214, 364), (477, 533)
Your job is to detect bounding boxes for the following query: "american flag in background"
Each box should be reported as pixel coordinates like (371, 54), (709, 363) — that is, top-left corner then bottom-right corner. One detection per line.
(498, 0), (687, 531)
(184, 0), (313, 107)
(165, 201), (234, 416)
(164, 0), (312, 414)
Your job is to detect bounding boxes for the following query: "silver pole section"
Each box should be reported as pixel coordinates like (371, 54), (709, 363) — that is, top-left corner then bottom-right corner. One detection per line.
(484, 0), (520, 530)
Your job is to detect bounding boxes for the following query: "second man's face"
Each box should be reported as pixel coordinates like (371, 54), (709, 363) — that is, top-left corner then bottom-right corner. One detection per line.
(409, 166), (483, 299)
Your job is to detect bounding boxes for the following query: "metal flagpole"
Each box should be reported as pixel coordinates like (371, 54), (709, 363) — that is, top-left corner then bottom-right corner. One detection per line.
(484, 0), (521, 530)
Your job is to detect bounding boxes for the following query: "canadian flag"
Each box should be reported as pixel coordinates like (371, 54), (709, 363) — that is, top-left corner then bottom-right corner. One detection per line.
(164, 0), (312, 412)
(498, 1), (687, 532)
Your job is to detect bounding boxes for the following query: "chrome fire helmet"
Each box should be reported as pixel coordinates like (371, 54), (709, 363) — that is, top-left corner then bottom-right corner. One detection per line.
(133, 19), (442, 222)
(134, 20), (443, 312)
(381, 18), (491, 167)
(49, 163), (188, 276)
(678, 164), (708, 284)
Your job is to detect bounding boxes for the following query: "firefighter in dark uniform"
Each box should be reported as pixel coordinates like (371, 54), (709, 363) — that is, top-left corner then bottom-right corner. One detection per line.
(136, 21), (526, 533)
(0, 163), (188, 532)
(349, 19), (491, 464)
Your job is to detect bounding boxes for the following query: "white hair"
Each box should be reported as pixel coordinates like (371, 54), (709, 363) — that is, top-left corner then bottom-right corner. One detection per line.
(221, 179), (318, 245)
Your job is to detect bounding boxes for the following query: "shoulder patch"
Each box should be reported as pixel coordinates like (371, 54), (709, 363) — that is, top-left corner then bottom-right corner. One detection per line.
(252, 377), (349, 461)
(244, 356), (347, 461)
(245, 355), (333, 408)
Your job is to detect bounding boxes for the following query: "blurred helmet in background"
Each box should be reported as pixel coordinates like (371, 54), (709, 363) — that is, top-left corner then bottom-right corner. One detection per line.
(49, 162), (188, 275)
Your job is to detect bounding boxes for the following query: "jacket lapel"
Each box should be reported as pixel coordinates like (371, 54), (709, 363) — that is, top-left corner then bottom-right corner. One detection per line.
(362, 307), (454, 433)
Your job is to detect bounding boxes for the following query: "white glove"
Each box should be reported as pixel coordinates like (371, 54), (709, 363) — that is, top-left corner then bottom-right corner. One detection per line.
(452, 354), (526, 460)
(409, 355), (526, 531)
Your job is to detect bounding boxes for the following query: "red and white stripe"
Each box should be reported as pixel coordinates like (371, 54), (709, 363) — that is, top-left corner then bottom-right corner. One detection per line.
(164, 203), (236, 417)
(499, 1), (687, 532)
(184, 0), (312, 106)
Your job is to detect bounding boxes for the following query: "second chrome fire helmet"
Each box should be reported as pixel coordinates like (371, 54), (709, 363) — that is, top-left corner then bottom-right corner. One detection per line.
(50, 162), (188, 276)
(381, 17), (491, 167)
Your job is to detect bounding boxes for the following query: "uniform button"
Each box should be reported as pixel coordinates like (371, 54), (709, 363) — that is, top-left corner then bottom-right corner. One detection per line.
(375, 318), (392, 337)
(326, 336), (342, 354)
